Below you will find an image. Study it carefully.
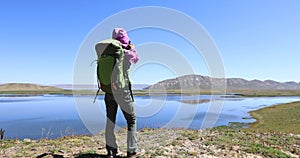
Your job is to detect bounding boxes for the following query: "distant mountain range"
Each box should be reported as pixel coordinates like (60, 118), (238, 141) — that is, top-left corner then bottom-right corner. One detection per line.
(145, 74), (300, 91)
(2, 76), (300, 92)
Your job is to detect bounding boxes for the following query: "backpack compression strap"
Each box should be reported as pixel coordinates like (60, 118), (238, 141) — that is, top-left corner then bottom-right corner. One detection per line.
(93, 71), (101, 103)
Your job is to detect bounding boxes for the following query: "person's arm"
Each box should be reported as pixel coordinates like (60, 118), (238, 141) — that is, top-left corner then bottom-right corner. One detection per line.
(124, 44), (139, 64)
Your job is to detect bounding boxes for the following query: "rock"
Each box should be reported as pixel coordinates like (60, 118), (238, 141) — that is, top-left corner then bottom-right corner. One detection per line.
(230, 146), (240, 151)
(200, 137), (205, 141)
(58, 150), (65, 153)
(163, 146), (172, 153)
(296, 140), (300, 145)
(188, 148), (197, 156)
(23, 138), (31, 143)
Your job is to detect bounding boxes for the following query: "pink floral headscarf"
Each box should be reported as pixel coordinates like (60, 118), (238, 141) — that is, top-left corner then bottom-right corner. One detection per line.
(112, 28), (139, 64)
(112, 28), (130, 47)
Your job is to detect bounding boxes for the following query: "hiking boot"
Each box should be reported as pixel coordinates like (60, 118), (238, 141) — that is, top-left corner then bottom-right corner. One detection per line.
(107, 150), (117, 158)
(127, 149), (145, 158)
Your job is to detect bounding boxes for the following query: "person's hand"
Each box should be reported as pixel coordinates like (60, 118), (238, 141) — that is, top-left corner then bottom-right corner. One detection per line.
(129, 44), (134, 49)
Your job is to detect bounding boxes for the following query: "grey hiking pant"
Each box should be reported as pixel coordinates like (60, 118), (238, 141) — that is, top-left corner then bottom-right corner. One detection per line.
(104, 90), (139, 153)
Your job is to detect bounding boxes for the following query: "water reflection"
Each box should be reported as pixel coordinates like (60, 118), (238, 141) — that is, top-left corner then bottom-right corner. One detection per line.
(178, 99), (210, 104)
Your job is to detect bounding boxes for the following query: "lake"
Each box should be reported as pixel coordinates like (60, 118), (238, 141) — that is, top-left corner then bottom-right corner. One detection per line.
(0, 94), (299, 139)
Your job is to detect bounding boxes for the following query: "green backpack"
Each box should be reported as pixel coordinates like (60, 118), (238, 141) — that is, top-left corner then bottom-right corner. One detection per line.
(94, 39), (125, 101)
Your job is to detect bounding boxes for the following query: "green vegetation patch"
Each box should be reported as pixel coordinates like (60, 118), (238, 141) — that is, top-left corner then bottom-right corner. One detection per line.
(180, 130), (200, 140)
(250, 101), (300, 134)
(0, 140), (16, 149)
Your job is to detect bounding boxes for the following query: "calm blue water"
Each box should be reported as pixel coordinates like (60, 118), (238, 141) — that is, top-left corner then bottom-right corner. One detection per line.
(0, 94), (299, 139)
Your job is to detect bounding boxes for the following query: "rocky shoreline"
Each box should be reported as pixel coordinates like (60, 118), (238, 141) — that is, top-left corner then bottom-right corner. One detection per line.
(1, 127), (299, 158)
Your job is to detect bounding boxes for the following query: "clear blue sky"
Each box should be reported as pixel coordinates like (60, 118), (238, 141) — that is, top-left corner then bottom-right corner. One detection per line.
(1, 0), (300, 84)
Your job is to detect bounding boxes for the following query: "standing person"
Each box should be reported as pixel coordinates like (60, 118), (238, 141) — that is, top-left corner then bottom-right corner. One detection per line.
(96, 28), (144, 158)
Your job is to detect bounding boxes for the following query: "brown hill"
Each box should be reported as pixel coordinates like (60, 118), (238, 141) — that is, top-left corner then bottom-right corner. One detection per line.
(0, 83), (63, 91)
